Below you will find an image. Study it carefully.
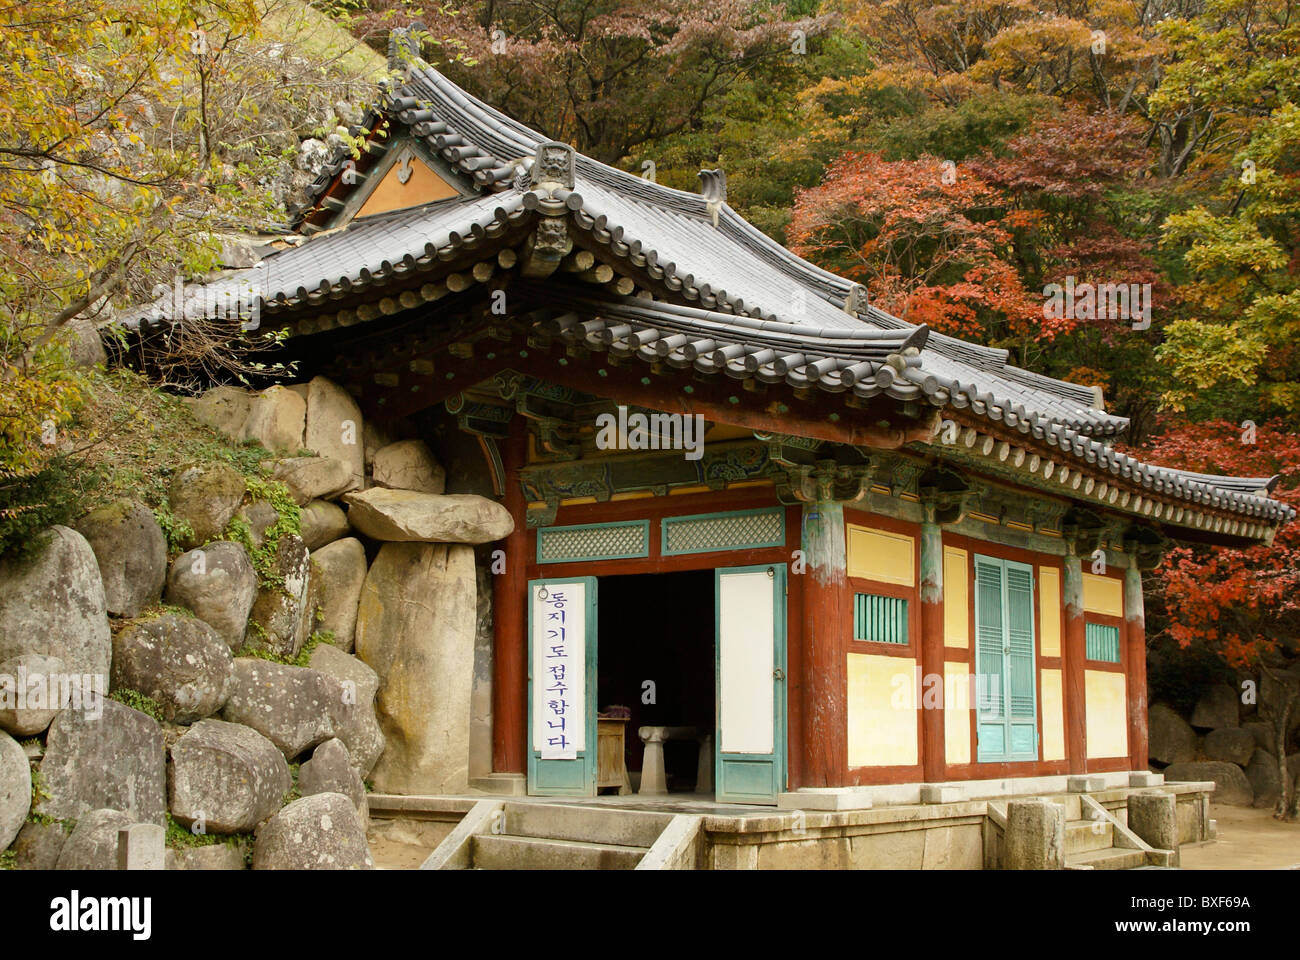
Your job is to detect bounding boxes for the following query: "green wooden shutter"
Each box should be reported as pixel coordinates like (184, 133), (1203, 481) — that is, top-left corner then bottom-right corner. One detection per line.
(1004, 562), (1038, 758)
(853, 593), (908, 644)
(1086, 622), (1121, 662)
(974, 557), (1007, 759)
(974, 555), (1039, 762)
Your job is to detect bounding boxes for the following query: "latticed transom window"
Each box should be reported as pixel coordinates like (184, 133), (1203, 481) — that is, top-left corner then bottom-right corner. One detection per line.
(661, 508), (784, 556)
(1086, 622), (1121, 663)
(853, 593), (908, 645)
(536, 521), (650, 563)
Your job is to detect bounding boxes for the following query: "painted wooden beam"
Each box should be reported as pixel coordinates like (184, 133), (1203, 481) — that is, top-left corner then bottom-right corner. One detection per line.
(799, 501), (848, 787)
(492, 419), (529, 774)
(1063, 553), (1087, 774)
(1124, 558), (1148, 773)
(919, 518), (945, 782)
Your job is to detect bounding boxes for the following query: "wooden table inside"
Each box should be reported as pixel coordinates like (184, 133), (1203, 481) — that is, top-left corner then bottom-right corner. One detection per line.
(596, 717), (632, 794)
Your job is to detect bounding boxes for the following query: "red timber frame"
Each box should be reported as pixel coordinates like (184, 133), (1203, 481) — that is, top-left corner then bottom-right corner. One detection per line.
(489, 470), (809, 785)
(488, 436), (1144, 792)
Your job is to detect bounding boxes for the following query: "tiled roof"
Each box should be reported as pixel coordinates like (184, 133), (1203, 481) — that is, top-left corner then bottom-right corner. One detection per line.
(122, 46), (1293, 532)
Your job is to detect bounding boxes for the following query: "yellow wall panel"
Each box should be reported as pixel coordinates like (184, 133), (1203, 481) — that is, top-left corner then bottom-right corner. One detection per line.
(1082, 573), (1123, 618)
(1040, 669), (1066, 762)
(847, 525), (914, 587)
(1085, 670), (1129, 759)
(847, 653), (918, 767)
(943, 660), (971, 765)
(1039, 567), (1062, 658)
(943, 547), (968, 648)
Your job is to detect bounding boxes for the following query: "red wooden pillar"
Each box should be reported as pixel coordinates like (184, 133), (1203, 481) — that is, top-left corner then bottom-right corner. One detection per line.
(1125, 558), (1149, 772)
(919, 520), (945, 782)
(492, 419), (528, 774)
(1063, 552), (1087, 774)
(800, 501), (847, 787)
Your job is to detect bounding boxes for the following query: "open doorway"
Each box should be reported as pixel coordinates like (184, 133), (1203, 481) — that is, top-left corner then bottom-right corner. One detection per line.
(596, 570), (715, 794)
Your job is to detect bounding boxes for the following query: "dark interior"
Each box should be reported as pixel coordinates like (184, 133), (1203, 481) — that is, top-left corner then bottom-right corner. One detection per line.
(596, 569), (715, 793)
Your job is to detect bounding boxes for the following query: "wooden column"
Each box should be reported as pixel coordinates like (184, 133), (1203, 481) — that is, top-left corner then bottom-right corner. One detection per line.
(1063, 552), (1087, 773)
(1125, 556), (1149, 772)
(491, 419), (528, 774)
(919, 518), (945, 782)
(800, 501), (848, 787)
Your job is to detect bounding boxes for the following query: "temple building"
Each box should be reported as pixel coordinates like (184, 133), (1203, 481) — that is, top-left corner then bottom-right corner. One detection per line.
(120, 33), (1293, 818)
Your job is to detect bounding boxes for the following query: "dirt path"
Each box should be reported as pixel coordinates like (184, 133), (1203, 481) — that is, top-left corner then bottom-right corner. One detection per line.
(1180, 804), (1300, 869)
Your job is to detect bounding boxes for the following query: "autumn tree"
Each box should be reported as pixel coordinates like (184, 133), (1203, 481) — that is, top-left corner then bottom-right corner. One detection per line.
(1138, 419), (1300, 817)
(0, 0), (380, 543)
(788, 152), (1041, 340)
(350, 0), (832, 166)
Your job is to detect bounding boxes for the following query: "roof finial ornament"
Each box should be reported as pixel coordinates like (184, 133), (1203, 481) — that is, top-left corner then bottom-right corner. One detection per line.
(388, 22), (428, 73)
(530, 141), (576, 192)
(698, 168), (726, 227)
(843, 283), (868, 315)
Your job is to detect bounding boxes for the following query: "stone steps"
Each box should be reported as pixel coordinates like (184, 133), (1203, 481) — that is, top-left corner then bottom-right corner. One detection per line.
(500, 802), (674, 848)
(1065, 819), (1114, 854)
(1064, 846), (1149, 870)
(452, 802), (675, 869)
(472, 834), (649, 870)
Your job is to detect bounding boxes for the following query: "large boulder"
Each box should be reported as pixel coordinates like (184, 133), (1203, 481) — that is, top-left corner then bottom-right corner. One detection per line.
(10, 820), (68, 869)
(371, 440), (445, 494)
(355, 542), (475, 793)
(268, 456), (353, 505)
(300, 499), (349, 551)
(1190, 684), (1240, 729)
(312, 538), (366, 653)
(190, 385), (305, 455)
(0, 730), (31, 849)
(1245, 751), (1283, 808)
(1203, 727), (1255, 766)
(169, 462), (247, 550)
(220, 659), (340, 759)
(1259, 669), (1300, 740)
(303, 377), (364, 493)
(1148, 703), (1198, 766)
(0, 653), (68, 736)
(1163, 760), (1255, 806)
(73, 499), (167, 617)
(299, 738), (367, 820)
(169, 719), (290, 834)
(165, 542), (257, 650)
(63, 316), (108, 368)
(307, 643), (384, 778)
(39, 698), (167, 825)
(243, 535), (312, 659)
(189, 386), (254, 442)
(111, 614), (233, 723)
(252, 792), (372, 869)
(344, 489), (513, 544)
(235, 500), (279, 550)
(166, 844), (247, 870)
(0, 525), (111, 680)
(243, 385), (306, 454)
(1242, 720), (1276, 755)
(56, 808), (134, 869)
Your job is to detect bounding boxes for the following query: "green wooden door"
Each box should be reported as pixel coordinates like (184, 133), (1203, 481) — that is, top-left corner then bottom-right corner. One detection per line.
(715, 563), (787, 804)
(974, 556), (1038, 762)
(527, 577), (598, 795)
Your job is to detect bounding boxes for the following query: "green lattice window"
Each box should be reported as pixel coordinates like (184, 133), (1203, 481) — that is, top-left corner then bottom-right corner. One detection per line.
(1086, 622), (1121, 663)
(536, 520), (650, 563)
(661, 508), (784, 556)
(853, 593), (909, 645)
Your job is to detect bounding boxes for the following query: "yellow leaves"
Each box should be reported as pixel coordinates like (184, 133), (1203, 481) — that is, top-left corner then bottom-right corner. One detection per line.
(1156, 318), (1268, 412)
